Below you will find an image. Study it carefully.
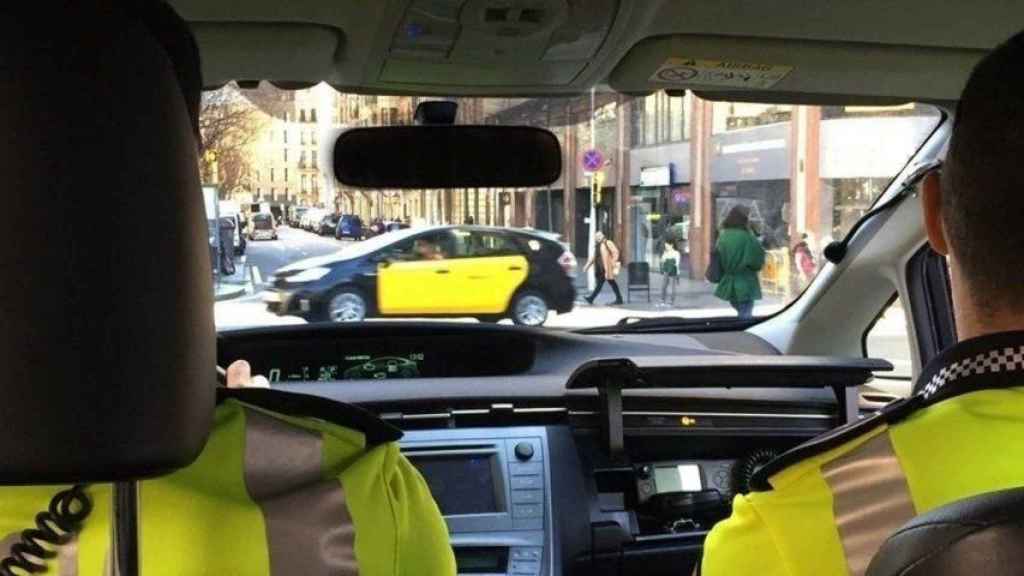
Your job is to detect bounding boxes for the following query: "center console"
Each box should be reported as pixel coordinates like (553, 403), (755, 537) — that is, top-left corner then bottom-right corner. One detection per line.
(402, 427), (554, 576)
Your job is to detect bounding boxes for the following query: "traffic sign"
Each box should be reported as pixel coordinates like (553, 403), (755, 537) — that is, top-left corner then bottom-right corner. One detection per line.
(582, 148), (604, 172)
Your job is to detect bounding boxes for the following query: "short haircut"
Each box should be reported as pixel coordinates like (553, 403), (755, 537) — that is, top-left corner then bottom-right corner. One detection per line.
(941, 30), (1024, 313)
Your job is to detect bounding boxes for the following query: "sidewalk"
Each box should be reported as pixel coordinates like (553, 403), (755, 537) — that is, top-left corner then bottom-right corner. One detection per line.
(213, 256), (254, 301)
(573, 269), (786, 313)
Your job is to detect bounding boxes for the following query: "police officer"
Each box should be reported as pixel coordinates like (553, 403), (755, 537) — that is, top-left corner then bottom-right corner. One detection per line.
(0, 4), (455, 574)
(701, 30), (1024, 576)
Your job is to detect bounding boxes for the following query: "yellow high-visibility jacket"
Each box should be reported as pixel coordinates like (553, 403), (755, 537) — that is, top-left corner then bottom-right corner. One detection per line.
(0, 388), (455, 575)
(703, 331), (1024, 576)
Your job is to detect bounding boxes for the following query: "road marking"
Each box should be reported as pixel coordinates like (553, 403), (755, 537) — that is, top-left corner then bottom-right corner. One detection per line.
(251, 266), (263, 285)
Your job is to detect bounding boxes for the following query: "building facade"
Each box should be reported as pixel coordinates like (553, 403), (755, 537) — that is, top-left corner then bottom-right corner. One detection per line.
(211, 84), (939, 294)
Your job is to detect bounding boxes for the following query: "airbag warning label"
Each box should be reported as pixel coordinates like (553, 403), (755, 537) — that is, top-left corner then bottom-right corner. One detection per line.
(649, 58), (792, 89)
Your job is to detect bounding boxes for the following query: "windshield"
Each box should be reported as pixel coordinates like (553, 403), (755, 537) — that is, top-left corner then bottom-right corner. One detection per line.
(208, 84), (942, 331)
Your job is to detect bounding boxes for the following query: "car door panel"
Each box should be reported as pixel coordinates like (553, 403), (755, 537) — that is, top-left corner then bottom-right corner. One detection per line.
(377, 259), (451, 314)
(446, 255), (528, 313)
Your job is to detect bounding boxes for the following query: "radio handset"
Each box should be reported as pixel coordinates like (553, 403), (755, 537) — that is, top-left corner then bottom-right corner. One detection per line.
(0, 485), (92, 575)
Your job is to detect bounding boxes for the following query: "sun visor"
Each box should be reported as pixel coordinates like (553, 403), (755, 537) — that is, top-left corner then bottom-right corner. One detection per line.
(610, 35), (986, 103)
(191, 22), (344, 88)
(0, 11), (215, 483)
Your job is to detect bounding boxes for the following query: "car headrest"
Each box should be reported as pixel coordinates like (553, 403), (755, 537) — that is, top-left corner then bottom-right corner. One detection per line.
(867, 487), (1024, 576)
(0, 3), (215, 483)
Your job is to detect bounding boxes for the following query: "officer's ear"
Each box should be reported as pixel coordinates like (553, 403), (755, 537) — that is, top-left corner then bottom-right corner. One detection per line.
(921, 170), (950, 256)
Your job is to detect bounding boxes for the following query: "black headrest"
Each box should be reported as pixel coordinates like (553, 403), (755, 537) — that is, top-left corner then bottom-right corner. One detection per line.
(0, 3), (215, 482)
(867, 487), (1024, 576)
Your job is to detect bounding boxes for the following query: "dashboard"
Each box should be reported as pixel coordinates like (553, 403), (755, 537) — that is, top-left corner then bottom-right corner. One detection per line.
(218, 323), (866, 576)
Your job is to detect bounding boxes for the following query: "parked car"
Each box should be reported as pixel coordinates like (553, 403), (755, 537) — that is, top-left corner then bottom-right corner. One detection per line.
(249, 212), (277, 241)
(264, 225), (577, 326)
(318, 213), (340, 236)
(288, 206), (308, 228)
(302, 209), (326, 232)
(336, 214), (364, 240)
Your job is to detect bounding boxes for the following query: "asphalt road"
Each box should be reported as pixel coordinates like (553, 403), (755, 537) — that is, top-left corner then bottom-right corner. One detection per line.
(243, 226), (351, 286)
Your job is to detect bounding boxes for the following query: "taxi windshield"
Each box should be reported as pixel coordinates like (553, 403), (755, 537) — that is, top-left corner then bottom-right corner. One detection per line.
(208, 84), (942, 331)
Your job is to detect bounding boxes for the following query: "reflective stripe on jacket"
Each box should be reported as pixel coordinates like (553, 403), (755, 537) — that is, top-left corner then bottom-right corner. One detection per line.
(702, 330), (1024, 576)
(0, 391), (455, 576)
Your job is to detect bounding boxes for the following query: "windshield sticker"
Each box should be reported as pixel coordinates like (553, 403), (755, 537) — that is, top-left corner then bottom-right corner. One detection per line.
(649, 58), (792, 89)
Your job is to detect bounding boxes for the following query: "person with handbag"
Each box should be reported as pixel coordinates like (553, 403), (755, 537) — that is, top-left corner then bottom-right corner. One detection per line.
(583, 230), (624, 305)
(711, 206), (765, 318)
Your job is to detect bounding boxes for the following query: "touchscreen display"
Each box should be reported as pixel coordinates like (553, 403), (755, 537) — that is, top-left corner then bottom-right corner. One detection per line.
(409, 454), (500, 516)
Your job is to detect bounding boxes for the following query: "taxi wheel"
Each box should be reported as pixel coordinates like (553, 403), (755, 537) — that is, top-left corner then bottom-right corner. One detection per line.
(510, 291), (549, 327)
(327, 289), (367, 322)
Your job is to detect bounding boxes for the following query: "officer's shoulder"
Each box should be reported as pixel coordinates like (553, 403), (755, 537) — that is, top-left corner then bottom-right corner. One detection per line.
(750, 396), (918, 491)
(217, 387), (402, 447)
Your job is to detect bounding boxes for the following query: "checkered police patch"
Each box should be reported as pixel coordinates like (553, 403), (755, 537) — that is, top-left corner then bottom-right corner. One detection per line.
(922, 346), (1024, 399)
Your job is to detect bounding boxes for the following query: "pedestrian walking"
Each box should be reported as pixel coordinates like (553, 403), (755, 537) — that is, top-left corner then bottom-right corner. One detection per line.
(713, 206), (765, 319)
(660, 241), (680, 305)
(583, 231), (624, 305)
(791, 233), (817, 287)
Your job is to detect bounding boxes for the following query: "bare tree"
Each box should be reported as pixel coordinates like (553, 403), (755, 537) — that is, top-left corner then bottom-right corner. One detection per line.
(199, 85), (268, 197)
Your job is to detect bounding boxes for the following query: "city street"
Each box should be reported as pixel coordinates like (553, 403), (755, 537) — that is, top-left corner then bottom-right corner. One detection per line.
(244, 226), (351, 287)
(213, 226), (913, 388)
(214, 226), (784, 330)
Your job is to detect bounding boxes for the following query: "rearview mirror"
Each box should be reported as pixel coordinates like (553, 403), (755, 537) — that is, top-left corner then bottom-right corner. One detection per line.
(332, 126), (562, 189)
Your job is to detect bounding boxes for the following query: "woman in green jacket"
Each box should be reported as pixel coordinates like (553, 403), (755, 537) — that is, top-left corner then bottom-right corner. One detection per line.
(713, 206), (766, 319)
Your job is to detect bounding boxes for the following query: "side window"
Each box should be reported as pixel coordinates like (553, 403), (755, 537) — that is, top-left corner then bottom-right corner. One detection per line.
(865, 296), (914, 397)
(386, 232), (453, 261)
(473, 233), (522, 257)
(452, 231), (523, 258)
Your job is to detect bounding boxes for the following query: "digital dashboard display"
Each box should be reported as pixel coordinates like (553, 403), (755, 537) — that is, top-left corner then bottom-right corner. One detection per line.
(220, 334), (534, 382)
(408, 454), (501, 516)
(267, 352), (426, 383)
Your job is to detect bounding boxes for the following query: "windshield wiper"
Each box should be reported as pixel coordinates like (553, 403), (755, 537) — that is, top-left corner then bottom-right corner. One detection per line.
(576, 315), (757, 334)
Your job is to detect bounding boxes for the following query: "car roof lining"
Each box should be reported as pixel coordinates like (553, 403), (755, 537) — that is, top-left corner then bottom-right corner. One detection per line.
(169, 0), (1024, 102)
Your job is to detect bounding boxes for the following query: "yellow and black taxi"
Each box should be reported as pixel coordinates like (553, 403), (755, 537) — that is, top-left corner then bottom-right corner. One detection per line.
(263, 225), (577, 326)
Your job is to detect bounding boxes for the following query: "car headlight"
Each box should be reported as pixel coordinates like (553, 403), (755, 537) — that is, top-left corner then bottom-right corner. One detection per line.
(284, 267), (331, 283)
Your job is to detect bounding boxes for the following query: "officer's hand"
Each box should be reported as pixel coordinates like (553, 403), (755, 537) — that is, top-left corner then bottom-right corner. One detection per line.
(226, 359), (270, 389)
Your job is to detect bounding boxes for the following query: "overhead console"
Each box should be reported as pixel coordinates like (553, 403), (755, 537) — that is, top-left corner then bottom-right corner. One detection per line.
(383, 0), (619, 87)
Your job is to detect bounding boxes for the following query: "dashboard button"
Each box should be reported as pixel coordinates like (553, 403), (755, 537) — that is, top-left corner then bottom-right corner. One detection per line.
(511, 547), (542, 561)
(513, 517), (543, 530)
(514, 504), (542, 518)
(512, 475), (541, 490)
(514, 442), (535, 461)
(512, 489), (543, 504)
(511, 560), (540, 574)
(510, 462), (543, 476)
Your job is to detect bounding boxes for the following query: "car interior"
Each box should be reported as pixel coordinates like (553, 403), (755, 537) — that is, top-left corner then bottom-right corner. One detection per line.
(5, 1), (1024, 575)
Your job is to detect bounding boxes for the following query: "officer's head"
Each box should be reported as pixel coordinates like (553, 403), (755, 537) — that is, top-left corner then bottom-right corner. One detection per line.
(922, 30), (1024, 334)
